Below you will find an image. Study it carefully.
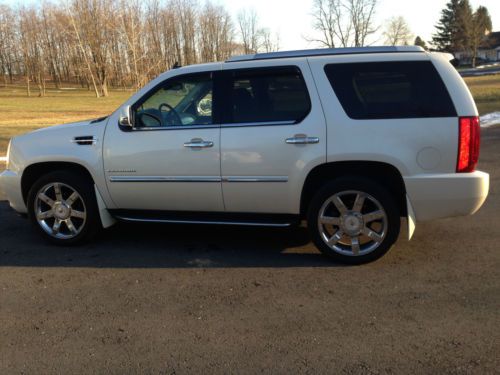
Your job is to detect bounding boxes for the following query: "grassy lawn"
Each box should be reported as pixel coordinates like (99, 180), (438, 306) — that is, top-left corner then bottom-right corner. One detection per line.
(0, 74), (499, 156)
(463, 75), (500, 115)
(0, 84), (131, 155)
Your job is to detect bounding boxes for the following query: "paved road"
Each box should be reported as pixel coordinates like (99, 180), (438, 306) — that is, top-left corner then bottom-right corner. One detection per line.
(1, 129), (499, 374)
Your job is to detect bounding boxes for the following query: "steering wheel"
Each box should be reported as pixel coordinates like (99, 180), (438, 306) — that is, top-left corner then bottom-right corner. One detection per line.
(159, 103), (183, 126)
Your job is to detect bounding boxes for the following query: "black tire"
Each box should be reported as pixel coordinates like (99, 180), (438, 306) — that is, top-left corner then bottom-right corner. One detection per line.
(307, 176), (400, 264)
(27, 170), (101, 245)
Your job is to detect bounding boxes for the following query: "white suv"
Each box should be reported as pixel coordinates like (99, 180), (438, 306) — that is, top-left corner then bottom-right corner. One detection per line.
(0, 46), (490, 263)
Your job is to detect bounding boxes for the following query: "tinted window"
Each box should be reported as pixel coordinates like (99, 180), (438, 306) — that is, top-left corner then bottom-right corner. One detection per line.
(226, 67), (311, 124)
(134, 73), (213, 128)
(324, 61), (456, 119)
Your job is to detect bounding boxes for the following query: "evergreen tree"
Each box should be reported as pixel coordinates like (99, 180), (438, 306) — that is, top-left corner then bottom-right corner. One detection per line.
(432, 0), (461, 51)
(470, 6), (493, 67)
(414, 36), (428, 50)
(454, 0), (473, 52)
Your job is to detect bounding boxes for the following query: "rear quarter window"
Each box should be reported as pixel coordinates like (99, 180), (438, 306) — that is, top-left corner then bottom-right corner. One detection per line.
(324, 61), (457, 119)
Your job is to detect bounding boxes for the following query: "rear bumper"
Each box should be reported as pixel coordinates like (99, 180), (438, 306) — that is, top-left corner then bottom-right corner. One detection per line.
(404, 171), (489, 221)
(0, 169), (27, 213)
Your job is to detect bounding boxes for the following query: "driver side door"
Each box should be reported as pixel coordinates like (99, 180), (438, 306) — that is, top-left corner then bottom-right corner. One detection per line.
(103, 71), (224, 212)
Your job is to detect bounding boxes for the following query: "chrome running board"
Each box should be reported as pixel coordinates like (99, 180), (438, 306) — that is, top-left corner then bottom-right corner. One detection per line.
(110, 210), (298, 228)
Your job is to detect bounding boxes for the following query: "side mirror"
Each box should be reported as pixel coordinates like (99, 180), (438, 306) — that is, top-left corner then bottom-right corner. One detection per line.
(119, 105), (133, 128)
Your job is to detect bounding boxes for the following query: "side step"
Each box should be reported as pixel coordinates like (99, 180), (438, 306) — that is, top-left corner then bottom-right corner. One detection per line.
(109, 209), (299, 228)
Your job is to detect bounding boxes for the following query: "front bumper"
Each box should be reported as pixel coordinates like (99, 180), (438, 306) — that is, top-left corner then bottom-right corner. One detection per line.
(404, 171), (489, 221)
(0, 169), (27, 213)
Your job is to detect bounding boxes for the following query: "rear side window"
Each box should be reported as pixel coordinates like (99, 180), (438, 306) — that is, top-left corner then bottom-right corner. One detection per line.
(225, 66), (311, 124)
(324, 61), (456, 119)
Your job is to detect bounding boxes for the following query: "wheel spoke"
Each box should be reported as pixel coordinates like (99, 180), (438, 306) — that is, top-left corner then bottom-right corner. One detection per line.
(320, 215), (340, 226)
(363, 210), (384, 223)
(53, 183), (63, 202)
(351, 236), (360, 255)
(352, 193), (366, 212)
(71, 210), (86, 219)
(332, 195), (348, 214)
(362, 227), (383, 243)
(66, 219), (77, 234)
(52, 219), (61, 234)
(65, 191), (79, 206)
(38, 193), (54, 207)
(327, 230), (344, 246)
(37, 210), (53, 220)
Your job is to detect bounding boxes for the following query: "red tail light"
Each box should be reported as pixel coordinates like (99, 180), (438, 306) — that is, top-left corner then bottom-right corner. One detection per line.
(457, 116), (480, 173)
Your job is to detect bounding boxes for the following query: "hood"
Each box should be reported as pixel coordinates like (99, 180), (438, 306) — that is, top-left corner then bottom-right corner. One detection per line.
(11, 117), (108, 147)
(29, 116), (108, 135)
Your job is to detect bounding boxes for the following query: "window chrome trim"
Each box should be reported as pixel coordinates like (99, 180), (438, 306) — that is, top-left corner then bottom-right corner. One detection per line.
(109, 176), (221, 183)
(220, 120), (296, 128)
(123, 123), (220, 132)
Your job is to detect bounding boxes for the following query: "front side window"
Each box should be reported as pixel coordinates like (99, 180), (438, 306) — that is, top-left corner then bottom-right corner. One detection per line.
(226, 67), (311, 124)
(134, 73), (213, 128)
(324, 61), (457, 119)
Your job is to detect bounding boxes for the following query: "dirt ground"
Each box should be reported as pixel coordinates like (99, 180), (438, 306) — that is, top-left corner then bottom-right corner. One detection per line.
(1, 129), (499, 374)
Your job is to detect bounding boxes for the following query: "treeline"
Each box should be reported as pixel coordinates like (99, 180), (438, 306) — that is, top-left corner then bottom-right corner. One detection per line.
(0, 0), (278, 97)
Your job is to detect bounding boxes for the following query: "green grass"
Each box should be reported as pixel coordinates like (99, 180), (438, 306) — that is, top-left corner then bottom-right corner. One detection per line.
(0, 84), (131, 155)
(464, 75), (500, 115)
(0, 74), (499, 155)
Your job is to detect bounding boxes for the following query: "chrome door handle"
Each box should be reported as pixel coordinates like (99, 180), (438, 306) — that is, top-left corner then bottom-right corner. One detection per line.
(183, 139), (214, 148)
(285, 135), (319, 144)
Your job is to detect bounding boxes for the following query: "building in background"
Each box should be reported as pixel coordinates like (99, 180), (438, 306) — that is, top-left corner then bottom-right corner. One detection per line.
(454, 31), (500, 65)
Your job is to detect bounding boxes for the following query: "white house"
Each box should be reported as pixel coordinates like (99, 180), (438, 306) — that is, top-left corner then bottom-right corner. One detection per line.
(454, 31), (500, 64)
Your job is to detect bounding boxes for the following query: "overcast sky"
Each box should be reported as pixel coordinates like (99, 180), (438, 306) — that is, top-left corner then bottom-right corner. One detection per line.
(3, 0), (500, 50)
(223, 0), (500, 50)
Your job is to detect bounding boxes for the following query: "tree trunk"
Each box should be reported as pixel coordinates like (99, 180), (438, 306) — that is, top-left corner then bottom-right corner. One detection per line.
(471, 49), (477, 68)
(100, 77), (108, 97)
(26, 72), (31, 97)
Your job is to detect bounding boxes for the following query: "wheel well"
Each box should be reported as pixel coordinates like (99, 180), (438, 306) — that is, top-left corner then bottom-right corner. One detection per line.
(21, 162), (94, 204)
(300, 161), (407, 217)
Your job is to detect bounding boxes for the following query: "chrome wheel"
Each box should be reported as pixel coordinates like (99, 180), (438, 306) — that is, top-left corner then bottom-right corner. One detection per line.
(317, 190), (388, 257)
(34, 182), (87, 240)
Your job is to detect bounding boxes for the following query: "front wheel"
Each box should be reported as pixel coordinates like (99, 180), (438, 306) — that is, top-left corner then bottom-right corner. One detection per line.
(27, 170), (101, 245)
(307, 177), (400, 264)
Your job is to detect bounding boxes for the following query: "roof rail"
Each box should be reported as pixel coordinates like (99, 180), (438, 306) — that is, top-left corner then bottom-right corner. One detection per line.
(226, 46), (425, 63)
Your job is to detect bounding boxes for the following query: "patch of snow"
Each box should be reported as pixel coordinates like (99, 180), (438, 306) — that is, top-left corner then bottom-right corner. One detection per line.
(480, 112), (500, 128)
(477, 62), (500, 69)
(0, 156), (6, 162)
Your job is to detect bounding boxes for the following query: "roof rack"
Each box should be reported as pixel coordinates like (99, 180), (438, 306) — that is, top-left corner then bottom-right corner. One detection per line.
(226, 46), (425, 63)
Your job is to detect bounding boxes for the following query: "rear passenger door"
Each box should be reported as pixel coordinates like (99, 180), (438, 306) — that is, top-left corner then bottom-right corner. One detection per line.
(219, 61), (326, 214)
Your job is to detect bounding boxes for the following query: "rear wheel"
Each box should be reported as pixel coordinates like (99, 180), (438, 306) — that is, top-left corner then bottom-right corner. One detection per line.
(307, 177), (400, 264)
(27, 171), (101, 245)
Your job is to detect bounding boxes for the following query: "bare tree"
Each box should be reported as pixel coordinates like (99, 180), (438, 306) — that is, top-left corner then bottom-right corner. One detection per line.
(0, 5), (17, 85)
(119, 0), (147, 88)
(238, 8), (260, 54)
(199, 1), (234, 61)
(308, 0), (378, 48)
(18, 6), (47, 96)
(0, 0), (277, 96)
(259, 28), (280, 53)
(69, 0), (119, 97)
(66, 2), (100, 97)
(348, 0), (378, 47)
(383, 16), (413, 46)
